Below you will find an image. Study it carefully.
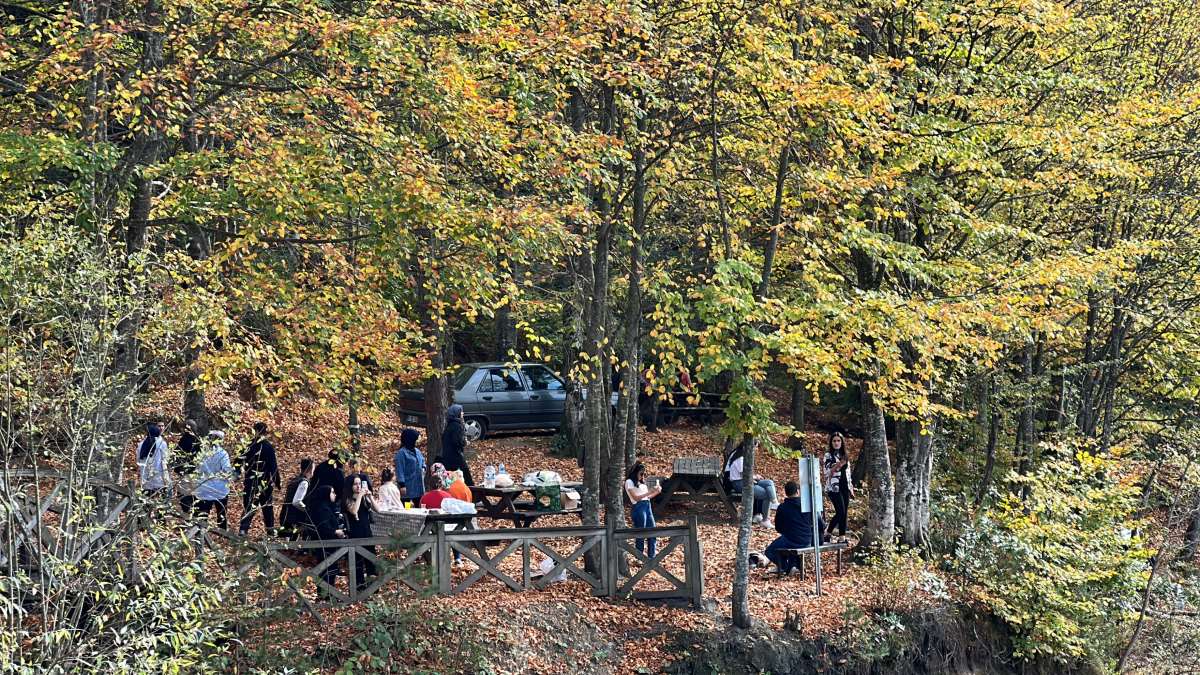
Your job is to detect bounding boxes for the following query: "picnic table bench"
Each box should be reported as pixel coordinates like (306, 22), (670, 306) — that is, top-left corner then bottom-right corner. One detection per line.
(642, 391), (727, 428)
(775, 540), (849, 579)
(471, 481), (584, 528)
(652, 457), (738, 520)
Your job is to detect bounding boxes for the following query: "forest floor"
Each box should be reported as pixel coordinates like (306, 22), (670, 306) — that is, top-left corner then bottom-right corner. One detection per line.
(134, 385), (948, 673)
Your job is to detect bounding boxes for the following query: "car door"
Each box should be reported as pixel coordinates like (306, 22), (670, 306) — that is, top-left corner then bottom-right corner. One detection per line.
(475, 366), (532, 429)
(521, 365), (567, 426)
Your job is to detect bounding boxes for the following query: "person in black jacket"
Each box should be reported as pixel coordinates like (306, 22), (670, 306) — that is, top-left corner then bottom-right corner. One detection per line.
(238, 421), (282, 536)
(280, 458), (314, 539)
(439, 404), (474, 487)
(342, 474), (377, 591)
(305, 485), (346, 590)
(764, 481), (825, 574)
(311, 448), (348, 500)
(173, 419), (201, 513)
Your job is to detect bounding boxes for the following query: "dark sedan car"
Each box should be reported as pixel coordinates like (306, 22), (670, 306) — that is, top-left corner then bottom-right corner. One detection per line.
(397, 363), (569, 441)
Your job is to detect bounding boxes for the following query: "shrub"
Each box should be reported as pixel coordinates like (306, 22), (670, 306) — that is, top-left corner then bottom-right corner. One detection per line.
(954, 443), (1151, 667)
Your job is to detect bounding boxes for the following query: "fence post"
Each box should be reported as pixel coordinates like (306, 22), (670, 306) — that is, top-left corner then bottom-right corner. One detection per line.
(348, 545), (358, 603)
(434, 522), (451, 595)
(605, 518), (617, 597)
(687, 515), (703, 607)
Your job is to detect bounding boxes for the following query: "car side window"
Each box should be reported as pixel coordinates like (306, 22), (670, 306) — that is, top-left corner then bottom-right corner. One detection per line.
(522, 366), (564, 391)
(479, 368), (525, 393)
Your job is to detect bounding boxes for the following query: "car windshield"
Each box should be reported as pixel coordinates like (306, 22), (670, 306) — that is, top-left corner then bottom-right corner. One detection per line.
(451, 366), (476, 390)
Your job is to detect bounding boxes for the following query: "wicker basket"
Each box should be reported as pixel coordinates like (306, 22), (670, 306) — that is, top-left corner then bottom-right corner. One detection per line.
(370, 509), (428, 537)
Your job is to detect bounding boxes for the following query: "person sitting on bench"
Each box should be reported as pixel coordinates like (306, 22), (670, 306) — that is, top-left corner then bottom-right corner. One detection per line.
(725, 441), (777, 527)
(765, 481), (825, 574)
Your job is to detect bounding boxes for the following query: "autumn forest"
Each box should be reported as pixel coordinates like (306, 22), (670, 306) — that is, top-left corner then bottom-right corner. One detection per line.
(2, 0), (1200, 672)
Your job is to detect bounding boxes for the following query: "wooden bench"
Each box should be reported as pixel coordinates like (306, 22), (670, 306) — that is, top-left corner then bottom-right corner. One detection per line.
(775, 541), (849, 578)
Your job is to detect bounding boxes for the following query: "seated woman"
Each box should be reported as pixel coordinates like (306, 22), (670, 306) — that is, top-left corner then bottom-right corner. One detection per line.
(725, 442), (778, 527)
(446, 469), (473, 504)
(304, 485), (346, 589)
(375, 468), (406, 511)
(764, 481), (825, 574)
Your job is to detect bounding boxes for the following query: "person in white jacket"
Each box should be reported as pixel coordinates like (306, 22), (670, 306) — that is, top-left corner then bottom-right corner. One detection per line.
(138, 422), (171, 496)
(192, 431), (232, 529)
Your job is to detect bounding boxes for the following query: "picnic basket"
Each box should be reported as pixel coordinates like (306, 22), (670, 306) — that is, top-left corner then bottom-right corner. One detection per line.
(370, 509), (428, 537)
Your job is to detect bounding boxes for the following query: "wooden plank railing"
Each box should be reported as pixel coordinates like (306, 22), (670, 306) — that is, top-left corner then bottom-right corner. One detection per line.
(218, 516), (704, 611)
(2, 470), (707, 614)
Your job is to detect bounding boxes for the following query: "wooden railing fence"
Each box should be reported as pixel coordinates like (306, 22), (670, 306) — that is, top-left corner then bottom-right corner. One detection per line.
(2, 469), (707, 618)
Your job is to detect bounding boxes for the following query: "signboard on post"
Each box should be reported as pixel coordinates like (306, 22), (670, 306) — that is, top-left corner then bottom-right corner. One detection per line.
(796, 457), (824, 515)
(798, 456), (824, 595)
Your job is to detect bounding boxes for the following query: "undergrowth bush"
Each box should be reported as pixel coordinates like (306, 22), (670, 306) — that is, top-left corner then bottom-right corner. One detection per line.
(954, 443), (1150, 669)
(233, 600), (488, 674)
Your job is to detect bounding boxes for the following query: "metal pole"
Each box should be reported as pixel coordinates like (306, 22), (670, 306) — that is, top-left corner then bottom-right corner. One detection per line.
(807, 456), (822, 596)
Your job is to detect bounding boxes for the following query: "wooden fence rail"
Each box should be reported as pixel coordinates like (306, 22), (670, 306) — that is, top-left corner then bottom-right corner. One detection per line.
(2, 470), (706, 615)
(232, 518), (703, 612)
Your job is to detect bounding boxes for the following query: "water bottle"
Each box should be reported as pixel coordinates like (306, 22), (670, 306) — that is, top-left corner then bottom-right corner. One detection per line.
(484, 465), (496, 489)
(498, 463), (508, 478)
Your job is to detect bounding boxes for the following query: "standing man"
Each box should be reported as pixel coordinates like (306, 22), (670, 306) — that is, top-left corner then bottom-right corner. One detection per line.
(173, 419), (201, 513)
(239, 421), (281, 536)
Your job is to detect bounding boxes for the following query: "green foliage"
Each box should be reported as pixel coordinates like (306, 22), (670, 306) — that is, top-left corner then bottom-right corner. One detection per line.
(955, 444), (1151, 666)
(0, 515), (235, 673)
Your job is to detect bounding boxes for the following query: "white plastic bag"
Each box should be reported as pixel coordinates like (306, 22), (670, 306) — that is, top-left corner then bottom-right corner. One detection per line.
(537, 557), (566, 583)
(440, 497), (477, 514)
(523, 470), (562, 486)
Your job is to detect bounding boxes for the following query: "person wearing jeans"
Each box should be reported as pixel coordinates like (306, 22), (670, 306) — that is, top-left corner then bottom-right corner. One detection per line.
(625, 462), (662, 558)
(726, 442), (777, 527)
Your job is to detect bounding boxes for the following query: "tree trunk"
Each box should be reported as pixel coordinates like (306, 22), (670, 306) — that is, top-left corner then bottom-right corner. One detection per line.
(580, 85), (616, 531)
(1184, 494), (1200, 560)
(895, 418), (936, 548)
(789, 378), (806, 451)
(856, 384), (894, 552)
(101, 0), (164, 482)
(731, 435), (757, 628)
(614, 111), (647, 473)
(974, 411), (999, 507)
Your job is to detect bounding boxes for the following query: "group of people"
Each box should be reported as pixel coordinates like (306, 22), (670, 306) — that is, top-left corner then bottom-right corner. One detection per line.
(137, 419), (280, 536)
(135, 404), (478, 532)
(139, 406), (859, 580)
(760, 432), (856, 574)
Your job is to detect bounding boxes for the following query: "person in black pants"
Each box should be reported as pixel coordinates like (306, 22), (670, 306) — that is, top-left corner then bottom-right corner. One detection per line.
(342, 474), (377, 592)
(305, 485), (346, 592)
(823, 432), (855, 542)
(174, 419), (201, 513)
(239, 421), (281, 536)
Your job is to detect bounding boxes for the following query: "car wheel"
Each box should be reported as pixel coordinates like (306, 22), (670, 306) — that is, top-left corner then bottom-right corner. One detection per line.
(464, 417), (486, 442)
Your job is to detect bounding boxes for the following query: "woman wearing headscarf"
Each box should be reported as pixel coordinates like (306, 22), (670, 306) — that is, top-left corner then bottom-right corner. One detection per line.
(138, 422), (171, 499)
(439, 404), (474, 487)
(392, 428), (426, 504)
(304, 485), (346, 590)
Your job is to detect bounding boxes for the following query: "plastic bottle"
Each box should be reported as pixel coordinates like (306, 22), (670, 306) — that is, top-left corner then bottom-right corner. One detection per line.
(484, 465), (497, 489)
(498, 463), (508, 478)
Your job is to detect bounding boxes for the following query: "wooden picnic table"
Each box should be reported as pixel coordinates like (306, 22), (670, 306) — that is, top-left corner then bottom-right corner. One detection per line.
(471, 481), (583, 528)
(652, 457), (738, 520)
